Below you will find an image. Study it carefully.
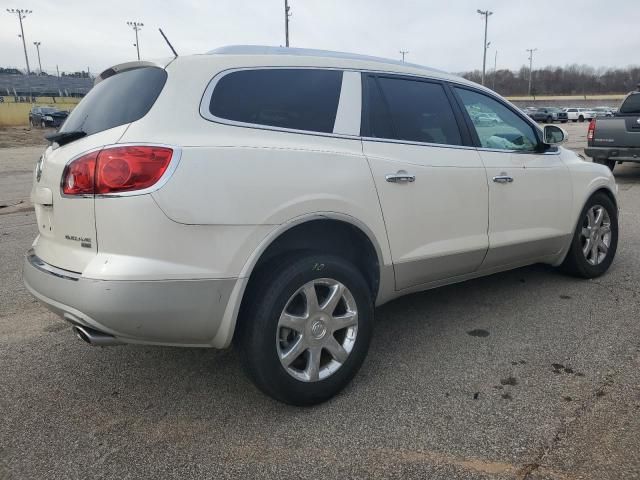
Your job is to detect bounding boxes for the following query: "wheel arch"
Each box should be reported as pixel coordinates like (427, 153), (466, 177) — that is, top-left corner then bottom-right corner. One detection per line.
(212, 213), (391, 348)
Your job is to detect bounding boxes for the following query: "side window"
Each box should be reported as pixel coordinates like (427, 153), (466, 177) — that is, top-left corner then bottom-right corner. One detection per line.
(209, 69), (343, 133)
(365, 76), (462, 146)
(454, 88), (538, 152)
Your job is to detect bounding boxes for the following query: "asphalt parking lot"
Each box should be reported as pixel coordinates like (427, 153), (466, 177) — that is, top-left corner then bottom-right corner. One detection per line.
(1, 123), (639, 479)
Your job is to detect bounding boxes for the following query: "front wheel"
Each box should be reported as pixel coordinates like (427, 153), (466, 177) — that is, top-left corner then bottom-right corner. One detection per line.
(561, 192), (618, 278)
(546, 116), (553, 124)
(578, 115), (585, 122)
(236, 253), (373, 405)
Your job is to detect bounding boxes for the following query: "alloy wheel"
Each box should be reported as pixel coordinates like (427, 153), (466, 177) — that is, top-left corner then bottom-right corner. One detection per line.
(580, 205), (612, 266)
(276, 278), (358, 382)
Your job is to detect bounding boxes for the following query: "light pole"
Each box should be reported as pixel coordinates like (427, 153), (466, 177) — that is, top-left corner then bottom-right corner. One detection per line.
(477, 9), (492, 86)
(6, 9), (32, 74)
(127, 21), (144, 60)
(491, 49), (498, 90)
(399, 50), (409, 63)
(526, 48), (537, 96)
(284, 0), (291, 47)
(33, 41), (42, 74)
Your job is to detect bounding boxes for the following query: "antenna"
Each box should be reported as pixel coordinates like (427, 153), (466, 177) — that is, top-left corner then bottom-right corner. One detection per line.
(158, 28), (178, 57)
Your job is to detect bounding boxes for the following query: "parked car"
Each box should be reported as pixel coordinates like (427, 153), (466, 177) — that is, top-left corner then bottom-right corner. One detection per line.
(24, 46), (619, 405)
(29, 106), (68, 128)
(593, 106), (615, 118)
(528, 107), (568, 123)
(564, 107), (596, 122)
(585, 87), (640, 171)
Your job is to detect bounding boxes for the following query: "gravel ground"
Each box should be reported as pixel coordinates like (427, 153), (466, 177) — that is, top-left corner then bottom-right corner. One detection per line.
(1, 122), (639, 479)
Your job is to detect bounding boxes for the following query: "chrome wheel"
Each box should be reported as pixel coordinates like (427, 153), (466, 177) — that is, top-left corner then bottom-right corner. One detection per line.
(276, 278), (358, 382)
(580, 205), (612, 266)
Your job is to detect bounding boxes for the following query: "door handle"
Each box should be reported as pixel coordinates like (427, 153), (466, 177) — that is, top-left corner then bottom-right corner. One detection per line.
(385, 171), (415, 183)
(492, 174), (514, 184)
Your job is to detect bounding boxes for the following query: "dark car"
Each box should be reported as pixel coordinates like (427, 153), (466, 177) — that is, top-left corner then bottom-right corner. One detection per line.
(29, 107), (69, 128)
(527, 107), (568, 123)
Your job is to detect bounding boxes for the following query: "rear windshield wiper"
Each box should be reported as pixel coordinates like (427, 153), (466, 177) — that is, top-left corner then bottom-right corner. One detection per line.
(45, 130), (87, 146)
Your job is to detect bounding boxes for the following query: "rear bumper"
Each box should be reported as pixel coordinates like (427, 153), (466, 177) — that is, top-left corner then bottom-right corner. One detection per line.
(23, 249), (237, 347)
(585, 146), (640, 162)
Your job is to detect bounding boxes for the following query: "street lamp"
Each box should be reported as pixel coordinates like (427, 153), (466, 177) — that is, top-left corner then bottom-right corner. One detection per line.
(127, 21), (144, 60)
(526, 48), (538, 96)
(477, 9), (493, 86)
(6, 8), (32, 74)
(33, 41), (42, 74)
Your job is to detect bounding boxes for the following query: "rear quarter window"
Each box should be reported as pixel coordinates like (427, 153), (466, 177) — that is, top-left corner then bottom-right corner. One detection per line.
(208, 69), (343, 133)
(60, 66), (167, 136)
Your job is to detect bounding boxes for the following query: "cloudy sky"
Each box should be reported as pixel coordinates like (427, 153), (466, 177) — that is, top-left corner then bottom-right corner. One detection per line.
(1, 0), (638, 76)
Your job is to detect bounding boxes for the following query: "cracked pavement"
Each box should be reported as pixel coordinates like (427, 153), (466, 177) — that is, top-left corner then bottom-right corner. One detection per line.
(1, 123), (639, 479)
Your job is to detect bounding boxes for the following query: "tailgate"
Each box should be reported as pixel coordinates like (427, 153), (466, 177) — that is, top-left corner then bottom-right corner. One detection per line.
(31, 126), (129, 272)
(592, 117), (640, 147)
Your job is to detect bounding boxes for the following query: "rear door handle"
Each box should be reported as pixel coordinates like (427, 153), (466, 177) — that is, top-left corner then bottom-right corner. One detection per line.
(385, 171), (415, 183)
(492, 175), (514, 184)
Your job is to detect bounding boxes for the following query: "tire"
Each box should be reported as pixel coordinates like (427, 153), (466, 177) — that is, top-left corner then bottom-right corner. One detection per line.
(561, 192), (618, 279)
(236, 252), (374, 406)
(578, 115), (585, 122)
(546, 116), (553, 124)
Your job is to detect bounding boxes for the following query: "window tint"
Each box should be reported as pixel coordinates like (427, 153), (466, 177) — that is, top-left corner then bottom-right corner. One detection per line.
(210, 69), (343, 133)
(620, 94), (640, 114)
(61, 67), (167, 136)
(368, 77), (462, 145)
(363, 76), (394, 138)
(455, 88), (538, 152)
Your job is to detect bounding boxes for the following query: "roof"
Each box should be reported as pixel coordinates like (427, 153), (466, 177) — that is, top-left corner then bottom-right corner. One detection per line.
(206, 45), (450, 77)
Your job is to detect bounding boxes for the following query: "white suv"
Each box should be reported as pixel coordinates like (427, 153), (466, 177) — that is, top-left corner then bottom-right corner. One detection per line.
(24, 46), (619, 405)
(564, 107), (597, 122)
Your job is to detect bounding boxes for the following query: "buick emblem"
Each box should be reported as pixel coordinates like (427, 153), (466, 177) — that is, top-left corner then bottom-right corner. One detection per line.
(35, 155), (44, 182)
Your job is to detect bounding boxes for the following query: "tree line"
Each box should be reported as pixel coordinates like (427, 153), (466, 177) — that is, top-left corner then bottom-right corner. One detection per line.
(461, 64), (640, 96)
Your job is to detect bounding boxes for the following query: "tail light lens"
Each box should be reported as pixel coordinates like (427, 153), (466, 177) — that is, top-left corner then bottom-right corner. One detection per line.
(587, 119), (596, 142)
(62, 146), (173, 195)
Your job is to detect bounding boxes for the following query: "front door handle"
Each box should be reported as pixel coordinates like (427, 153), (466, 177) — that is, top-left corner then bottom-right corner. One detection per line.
(385, 171), (416, 183)
(492, 174), (514, 184)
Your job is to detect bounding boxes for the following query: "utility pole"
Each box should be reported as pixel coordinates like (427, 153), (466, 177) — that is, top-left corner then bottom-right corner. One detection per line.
(526, 48), (537, 96)
(284, 0), (291, 47)
(492, 49), (497, 90)
(477, 9), (492, 86)
(6, 9), (32, 74)
(127, 21), (144, 60)
(399, 50), (409, 63)
(33, 41), (42, 74)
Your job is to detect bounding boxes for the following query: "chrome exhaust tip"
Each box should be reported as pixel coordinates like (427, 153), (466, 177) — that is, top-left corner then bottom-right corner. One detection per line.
(71, 325), (123, 347)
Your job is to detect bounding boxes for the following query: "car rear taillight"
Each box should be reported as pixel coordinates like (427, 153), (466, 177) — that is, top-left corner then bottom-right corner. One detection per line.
(587, 119), (596, 142)
(62, 146), (173, 195)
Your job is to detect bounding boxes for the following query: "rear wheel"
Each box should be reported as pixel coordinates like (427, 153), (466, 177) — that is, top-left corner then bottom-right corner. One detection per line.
(236, 253), (373, 405)
(561, 192), (618, 278)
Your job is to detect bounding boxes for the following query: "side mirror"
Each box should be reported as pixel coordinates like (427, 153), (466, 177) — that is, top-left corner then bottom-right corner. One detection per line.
(543, 124), (567, 145)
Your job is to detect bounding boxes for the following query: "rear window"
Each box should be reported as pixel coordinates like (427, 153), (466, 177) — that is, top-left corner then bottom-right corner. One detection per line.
(619, 94), (640, 114)
(209, 69), (343, 133)
(60, 66), (167, 136)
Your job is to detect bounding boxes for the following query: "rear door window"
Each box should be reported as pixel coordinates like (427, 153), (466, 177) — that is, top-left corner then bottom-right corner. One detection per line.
(209, 69), (343, 133)
(60, 66), (167, 136)
(364, 76), (462, 146)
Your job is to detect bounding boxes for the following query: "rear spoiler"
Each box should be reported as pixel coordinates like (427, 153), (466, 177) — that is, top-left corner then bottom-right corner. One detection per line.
(95, 58), (175, 85)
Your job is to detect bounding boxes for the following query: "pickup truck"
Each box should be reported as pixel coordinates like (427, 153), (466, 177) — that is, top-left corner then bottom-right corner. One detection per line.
(585, 87), (640, 171)
(527, 107), (568, 123)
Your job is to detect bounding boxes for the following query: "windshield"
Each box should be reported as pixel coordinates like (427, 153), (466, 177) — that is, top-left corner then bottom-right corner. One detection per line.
(61, 66), (167, 136)
(40, 107), (59, 114)
(619, 94), (640, 115)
